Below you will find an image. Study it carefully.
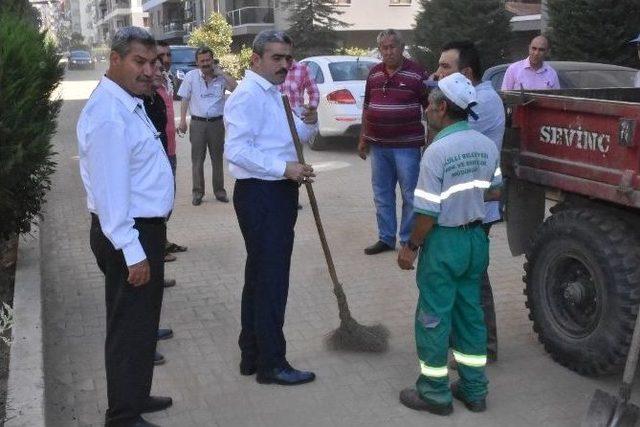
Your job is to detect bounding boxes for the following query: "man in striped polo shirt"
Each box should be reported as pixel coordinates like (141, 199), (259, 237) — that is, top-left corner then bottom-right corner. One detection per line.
(358, 29), (430, 255)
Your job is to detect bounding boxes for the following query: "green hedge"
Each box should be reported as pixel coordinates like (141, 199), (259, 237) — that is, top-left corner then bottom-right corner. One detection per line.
(0, 13), (63, 240)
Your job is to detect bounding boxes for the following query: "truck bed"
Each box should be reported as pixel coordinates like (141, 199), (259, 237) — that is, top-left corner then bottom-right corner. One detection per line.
(502, 88), (640, 208)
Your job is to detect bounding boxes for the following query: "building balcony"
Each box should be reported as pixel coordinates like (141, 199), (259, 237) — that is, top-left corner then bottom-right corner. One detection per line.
(226, 6), (274, 36)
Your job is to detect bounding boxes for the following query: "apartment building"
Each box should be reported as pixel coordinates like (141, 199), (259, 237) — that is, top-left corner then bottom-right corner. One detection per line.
(95, 0), (149, 44)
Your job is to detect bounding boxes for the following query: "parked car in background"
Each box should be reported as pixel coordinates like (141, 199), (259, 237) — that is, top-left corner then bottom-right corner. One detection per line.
(169, 45), (198, 98)
(299, 55), (380, 150)
(483, 61), (638, 90)
(67, 50), (95, 70)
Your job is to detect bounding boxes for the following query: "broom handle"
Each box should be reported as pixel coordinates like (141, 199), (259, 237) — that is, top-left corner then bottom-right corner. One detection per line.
(281, 96), (352, 322)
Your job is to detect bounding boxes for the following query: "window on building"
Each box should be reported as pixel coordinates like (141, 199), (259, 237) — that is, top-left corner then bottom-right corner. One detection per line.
(389, 0), (411, 5)
(143, 16), (149, 27)
(334, 0), (351, 6)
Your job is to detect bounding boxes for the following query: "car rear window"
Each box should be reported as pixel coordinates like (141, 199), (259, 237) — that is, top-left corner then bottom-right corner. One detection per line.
(70, 51), (91, 58)
(171, 48), (197, 64)
(561, 70), (637, 88)
(328, 61), (376, 82)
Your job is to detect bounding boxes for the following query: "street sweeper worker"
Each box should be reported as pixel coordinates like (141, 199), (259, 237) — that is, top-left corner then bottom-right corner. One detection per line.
(224, 29), (318, 386)
(396, 72), (502, 416)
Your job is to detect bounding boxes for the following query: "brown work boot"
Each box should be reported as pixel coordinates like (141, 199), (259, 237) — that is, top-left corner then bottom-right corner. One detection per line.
(399, 388), (453, 416)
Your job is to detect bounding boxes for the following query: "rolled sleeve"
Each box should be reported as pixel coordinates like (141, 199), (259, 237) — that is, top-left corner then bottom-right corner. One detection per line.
(224, 91), (288, 178)
(414, 148), (444, 217)
(86, 120), (146, 266)
(176, 72), (192, 100)
(490, 159), (503, 189)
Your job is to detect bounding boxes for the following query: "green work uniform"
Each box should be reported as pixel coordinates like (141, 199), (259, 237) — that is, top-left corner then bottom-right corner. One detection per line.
(411, 121), (501, 405)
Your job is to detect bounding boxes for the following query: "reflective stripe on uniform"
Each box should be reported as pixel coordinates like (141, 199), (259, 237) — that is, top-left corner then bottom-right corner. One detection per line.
(415, 180), (492, 205)
(414, 188), (441, 204)
(420, 360), (448, 377)
(452, 350), (487, 367)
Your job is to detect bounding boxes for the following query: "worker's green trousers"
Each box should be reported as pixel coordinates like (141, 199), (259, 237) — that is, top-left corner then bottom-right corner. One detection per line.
(414, 224), (489, 405)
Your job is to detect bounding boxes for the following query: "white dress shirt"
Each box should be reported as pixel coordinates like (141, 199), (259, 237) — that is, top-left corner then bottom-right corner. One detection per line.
(224, 70), (317, 181)
(177, 69), (227, 118)
(224, 70), (317, 180)
(470, 81), (506, 224)
(77, 76), (175, 266)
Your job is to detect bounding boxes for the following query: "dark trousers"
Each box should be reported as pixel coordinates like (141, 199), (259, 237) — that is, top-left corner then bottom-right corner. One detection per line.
(89, 215), (165, 426)
(189, 119), (225, 198)
(482, 224), (498, 360)
(233, 178), (299, 372)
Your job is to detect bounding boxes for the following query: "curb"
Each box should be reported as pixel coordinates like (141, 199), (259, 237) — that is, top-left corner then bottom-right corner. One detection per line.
(5, 226), (45, 427)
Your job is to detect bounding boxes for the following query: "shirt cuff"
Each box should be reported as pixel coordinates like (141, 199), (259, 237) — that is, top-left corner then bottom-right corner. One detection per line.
(122, 239), (147, 266)
(271, 159), (288, 178)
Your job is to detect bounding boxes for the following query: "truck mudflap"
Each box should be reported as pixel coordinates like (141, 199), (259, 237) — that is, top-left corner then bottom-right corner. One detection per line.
(505, 177), (545, 256)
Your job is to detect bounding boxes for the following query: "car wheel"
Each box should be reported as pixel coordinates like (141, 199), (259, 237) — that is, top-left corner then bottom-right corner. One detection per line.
(308, 133), (328, 151)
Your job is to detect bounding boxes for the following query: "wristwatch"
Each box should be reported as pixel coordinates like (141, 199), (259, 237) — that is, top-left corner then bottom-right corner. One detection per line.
(406, 240), (421, 252)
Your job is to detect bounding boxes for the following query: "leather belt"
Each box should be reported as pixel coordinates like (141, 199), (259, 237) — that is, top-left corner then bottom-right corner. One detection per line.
(191, 115), (222, 122)
(91, 213), (165, 225)
(457, 220), (483, 229)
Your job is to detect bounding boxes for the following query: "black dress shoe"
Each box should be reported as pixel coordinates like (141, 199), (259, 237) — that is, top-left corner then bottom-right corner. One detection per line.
(256, 366), (315, 385)
(154, 351), (165, 366)
(142, 395), (173, 413)
(163, 279), (176, 288)
(239, 360), (257, 376)
(215, 194), (229, 203)
(157, 328), (173, 341)
(192, 195), (202, 206)
(451, 381), (486, 412)
(364, 240), (394, 255)
(399, 388), (453, 416)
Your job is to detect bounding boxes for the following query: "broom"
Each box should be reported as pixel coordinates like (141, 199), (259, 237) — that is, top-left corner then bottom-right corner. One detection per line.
(281, 95), (390, 353)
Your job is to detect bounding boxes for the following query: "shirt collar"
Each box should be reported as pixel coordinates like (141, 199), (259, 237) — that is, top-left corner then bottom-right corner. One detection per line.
(433, 121), (470, 142)
(245, 70), (277, 92)
(99, 75), (143, 113)
(525, 57), (547, 74)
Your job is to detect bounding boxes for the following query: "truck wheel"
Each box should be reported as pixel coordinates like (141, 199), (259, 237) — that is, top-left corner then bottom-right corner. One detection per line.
(524, 208), (640, 376)
(308, 133), (327, 151)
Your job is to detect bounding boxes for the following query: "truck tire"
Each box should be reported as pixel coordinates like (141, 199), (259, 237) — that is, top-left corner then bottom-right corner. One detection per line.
(524, 208), (640, 376)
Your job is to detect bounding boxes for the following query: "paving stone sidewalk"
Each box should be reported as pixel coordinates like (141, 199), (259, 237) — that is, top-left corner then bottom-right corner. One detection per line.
(41, 69), (626, 427)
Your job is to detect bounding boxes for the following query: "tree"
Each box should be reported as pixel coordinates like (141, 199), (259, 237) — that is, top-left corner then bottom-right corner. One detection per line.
(70, 31), (85, 48)
(0, 12), (63, 240)
(412, 0), (511, 72)
(0, 0), (40, 27)
(188, 12), (233, 58)
(280, 0), (349, 58)
(547, 0), (640, 67)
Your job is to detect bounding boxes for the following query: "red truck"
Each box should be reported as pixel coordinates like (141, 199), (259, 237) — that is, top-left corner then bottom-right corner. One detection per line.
(502, 88), (640, 376)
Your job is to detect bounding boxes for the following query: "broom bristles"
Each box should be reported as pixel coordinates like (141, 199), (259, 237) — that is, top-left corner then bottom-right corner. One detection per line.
(324, 320), (390, 353)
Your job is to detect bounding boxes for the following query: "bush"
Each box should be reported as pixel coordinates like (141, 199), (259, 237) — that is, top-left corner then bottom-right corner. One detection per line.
(219, 45), (253, 80)
(187, 12), (233, 59)
(335, 46), (370, 57)
(0, 13), (63, 240)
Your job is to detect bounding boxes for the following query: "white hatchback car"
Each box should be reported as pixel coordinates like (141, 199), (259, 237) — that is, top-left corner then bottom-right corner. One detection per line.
(299, 55), (380, 150)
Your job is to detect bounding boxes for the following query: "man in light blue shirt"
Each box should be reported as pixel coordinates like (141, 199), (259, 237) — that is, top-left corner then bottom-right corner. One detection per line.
(224, 30), (318, 386)
(433, 40), (505, 363)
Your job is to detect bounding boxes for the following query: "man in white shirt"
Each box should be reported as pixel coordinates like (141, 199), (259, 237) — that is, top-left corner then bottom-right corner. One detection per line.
(224, 30), (317, 386)
(77, 27), (174, 427)
(177, 47), (237, 205)
(433, 40), (505, 364)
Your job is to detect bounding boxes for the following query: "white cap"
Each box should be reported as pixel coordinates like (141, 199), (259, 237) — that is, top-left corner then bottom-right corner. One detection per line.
(437, 72), (477, 111)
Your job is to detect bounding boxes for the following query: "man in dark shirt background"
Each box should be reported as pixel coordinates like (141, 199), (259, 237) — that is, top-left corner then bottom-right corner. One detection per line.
(358, 29), (429, 255)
